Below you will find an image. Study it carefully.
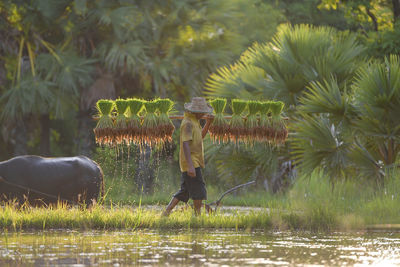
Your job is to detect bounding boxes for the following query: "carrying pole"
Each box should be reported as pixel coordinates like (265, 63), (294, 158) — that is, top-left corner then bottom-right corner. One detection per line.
(93, 115), (288, 120)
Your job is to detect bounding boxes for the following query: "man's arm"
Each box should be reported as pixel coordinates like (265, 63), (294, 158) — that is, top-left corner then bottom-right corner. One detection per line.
(183, 141), (196, 177)
(202, 115), (214, 138)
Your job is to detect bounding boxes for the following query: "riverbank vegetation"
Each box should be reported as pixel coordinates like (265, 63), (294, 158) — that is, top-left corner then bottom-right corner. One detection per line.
(1, 170), (399, 231)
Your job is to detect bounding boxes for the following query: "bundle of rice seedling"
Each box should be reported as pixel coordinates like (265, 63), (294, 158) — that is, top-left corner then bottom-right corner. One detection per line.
(209, 98), (229, 143)
(126, 98), (143, 144)
(114, 99), (129, 145)
(245, 100), (261, 144)
(141, 100), (159, 146)
(94, 99), (115, 146)
(229, 99), (247, 144)
(257, 101), (271, 142)
(156, 98), (175, 143)
(270, 101), (288, 144)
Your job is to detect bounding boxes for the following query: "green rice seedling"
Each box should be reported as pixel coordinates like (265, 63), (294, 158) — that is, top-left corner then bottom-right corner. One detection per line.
(142, 100), (159, 146)
(257, 101), (271, 143)
(270, 101), (287, 144)
(229, 99), (247, 145)
(114, 99), (129, 145)
(265, 101), (275, 142)
(156, 98), (175, 143)
(127, 98), (144, 144)
(209, 98), (229, 143)
(94, 100), (115, 146)
(245, 100), (261, 145)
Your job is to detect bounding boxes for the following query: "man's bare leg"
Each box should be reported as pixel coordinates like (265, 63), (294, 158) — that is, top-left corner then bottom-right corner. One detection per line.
(162, 197), (180, 216)
(193, 200), (202, 216)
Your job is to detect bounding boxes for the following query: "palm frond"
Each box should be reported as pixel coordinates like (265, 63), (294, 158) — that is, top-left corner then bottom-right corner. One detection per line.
(290, 114), (352, 178)
(205, 62), (266, 99)
(205, 138), (278, 186)
(349, 139), (385, 180)
(246, 24), (364, 106)
(35, 50), (96, 117)
(94, 5), (143, 41)
(0, 76), (55, 120)
(352, 55), (400, 140)
(320, 33), (366, 85)
(38, 50), (96, 87)
(34, 0), (70, 20)
(214, 148), (259, 184)
(300, 78), (355, 124)
(97, 40), (145, 74)
(271, 24), (334, 68)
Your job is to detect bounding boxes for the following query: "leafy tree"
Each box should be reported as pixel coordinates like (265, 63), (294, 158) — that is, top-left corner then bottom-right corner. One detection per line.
(264, 0), (351, 30)
(0, 0), (96, 155)
(319, 0), (400, 57)
(320, 0), (399, 30)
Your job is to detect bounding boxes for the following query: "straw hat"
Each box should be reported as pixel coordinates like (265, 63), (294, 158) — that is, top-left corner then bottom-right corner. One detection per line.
(184, 97), (213, 114)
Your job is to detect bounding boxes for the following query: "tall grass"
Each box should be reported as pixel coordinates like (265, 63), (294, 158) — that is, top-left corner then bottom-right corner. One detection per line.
(0, 203), (272, 231)
(2, 169), (399, 231)
(279, 169), (400, 230)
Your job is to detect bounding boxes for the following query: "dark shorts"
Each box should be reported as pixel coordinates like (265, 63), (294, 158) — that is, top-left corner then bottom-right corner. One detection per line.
(173, 168), (207, 202)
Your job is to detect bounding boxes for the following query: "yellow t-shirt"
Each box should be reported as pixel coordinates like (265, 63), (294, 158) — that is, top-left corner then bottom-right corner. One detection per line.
(179, 112), (205, 172)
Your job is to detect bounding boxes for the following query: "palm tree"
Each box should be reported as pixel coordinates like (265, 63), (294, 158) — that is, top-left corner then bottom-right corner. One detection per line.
(0, 0), (98, 156)
(292, 55), (400, 182)
(352, 55), (400, 167)
(204, 24), (368, 188)
(206, 24), (365, 105)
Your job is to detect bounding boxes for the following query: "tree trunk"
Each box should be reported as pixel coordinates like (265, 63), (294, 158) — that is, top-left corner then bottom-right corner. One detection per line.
(76, 109), (96, 157)
(393, 0), (400, 25)
(13, 119), (28, 156)
(40, 113), (51, 156)
(366, 7), (378, 31)
(77, 71), (116, 157)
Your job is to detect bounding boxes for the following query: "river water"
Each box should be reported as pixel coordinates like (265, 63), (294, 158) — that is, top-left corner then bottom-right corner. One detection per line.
(1, 230), (399, 266)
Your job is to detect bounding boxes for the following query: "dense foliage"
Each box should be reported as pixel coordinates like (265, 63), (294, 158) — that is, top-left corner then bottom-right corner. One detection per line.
(0, 0), (280, 158)
(206, 23), (400, 184)
(1, 0), (400, 193)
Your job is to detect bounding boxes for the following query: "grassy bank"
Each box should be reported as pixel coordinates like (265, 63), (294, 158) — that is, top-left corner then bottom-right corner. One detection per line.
(102, 168), (400, 230)
(286, 170), (400, 229)
(1, 171), (399, 231)
(108, 168), (400, 230)
(0, 204), (273, 231)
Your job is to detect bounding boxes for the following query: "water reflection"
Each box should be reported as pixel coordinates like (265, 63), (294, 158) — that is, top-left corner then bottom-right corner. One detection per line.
(0, 230), (399, 266)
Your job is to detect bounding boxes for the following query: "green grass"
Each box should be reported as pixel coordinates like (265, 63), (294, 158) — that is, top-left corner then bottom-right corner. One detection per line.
(279, 169), (400, 230)
(0, 203), (273, 231)
(2, 165), (400, 231)
(99, 167), (400, 231)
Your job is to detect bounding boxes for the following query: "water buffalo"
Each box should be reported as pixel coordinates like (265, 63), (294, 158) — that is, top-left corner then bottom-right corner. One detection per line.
(0, 155), (104, 206)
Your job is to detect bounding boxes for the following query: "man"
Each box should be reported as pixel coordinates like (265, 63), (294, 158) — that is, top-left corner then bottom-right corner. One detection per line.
(163, 97), (214, 216)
